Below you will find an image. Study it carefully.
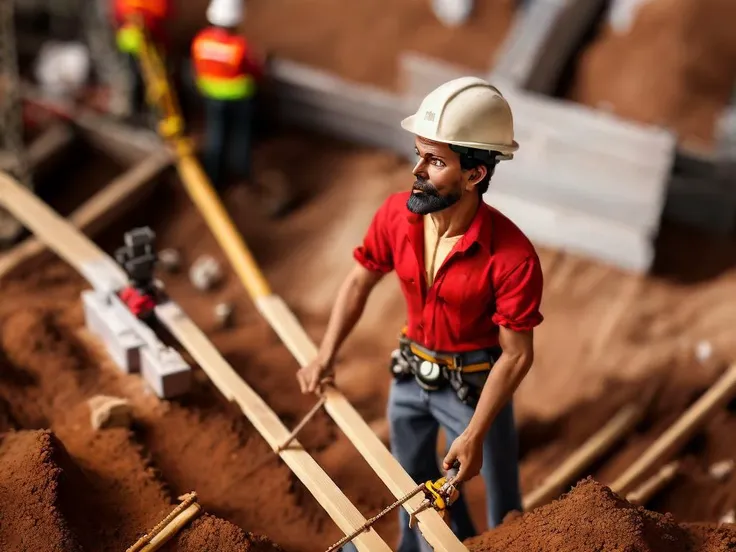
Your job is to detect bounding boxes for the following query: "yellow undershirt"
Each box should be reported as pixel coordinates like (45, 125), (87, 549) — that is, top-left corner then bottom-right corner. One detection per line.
(424, 215), (464, 286)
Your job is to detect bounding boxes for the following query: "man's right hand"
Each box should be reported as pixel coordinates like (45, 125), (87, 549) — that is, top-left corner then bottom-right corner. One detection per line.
(297, 355), (334, 394)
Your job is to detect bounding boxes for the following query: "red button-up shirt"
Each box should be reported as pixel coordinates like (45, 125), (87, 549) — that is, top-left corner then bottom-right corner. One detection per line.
(353, 191), (544, 353)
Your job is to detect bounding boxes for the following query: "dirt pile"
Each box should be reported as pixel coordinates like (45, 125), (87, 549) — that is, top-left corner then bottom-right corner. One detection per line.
(568, 0), (736, 152)
(0, 429), (284, 552)
(0, 430), (82, 551)
(466, 478), (736, 552)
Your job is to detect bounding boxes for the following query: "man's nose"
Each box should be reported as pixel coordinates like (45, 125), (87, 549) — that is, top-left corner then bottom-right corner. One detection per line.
(412, 158), (428, 177)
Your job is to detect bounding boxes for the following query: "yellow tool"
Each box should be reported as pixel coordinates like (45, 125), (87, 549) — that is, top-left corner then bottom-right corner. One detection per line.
(409, 463), (461, 528)
(325, 462), (462, 552)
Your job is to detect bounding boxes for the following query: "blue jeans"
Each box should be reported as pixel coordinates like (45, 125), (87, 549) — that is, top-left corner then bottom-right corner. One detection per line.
(341, 378), (521, 552)
(202, 96), (255, 190)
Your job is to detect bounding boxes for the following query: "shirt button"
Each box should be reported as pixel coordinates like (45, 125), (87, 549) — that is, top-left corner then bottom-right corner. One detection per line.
(409, 278), (415, 284)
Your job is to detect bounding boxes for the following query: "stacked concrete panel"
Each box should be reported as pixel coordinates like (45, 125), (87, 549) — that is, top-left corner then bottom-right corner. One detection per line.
(490, 0), (608, 94)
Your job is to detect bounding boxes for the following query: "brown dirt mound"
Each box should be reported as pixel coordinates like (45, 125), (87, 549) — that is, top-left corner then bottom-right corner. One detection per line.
(0, 429), (283, 552)
(465, 477), (736, 552)
(0, 430), (82, 552)
(568, 0), (736, 152)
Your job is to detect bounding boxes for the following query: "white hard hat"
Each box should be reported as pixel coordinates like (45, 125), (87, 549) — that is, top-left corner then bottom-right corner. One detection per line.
(401, 76), (519, 160)
(431, 0), (474, 27)
(34, 41), (90, 98)
(207, 0), (244, 28)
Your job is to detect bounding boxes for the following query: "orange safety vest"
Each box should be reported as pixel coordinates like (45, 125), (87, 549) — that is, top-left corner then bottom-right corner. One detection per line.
(114, 0), (168, 55)
(191, 28), (256, 101)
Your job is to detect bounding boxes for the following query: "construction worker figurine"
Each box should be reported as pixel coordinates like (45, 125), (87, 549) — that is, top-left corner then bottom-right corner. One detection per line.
(192, 0), (263, 193)
(112, 0), (171, 120)
(297, 77), (544, 551)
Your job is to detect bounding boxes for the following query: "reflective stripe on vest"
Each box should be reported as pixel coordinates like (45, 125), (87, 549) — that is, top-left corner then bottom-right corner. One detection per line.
(117, 24), (142, 54)
(196, 75), (255, 100)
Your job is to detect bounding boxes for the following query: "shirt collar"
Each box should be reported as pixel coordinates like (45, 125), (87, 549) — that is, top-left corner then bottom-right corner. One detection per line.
(405, 200), (493, 254)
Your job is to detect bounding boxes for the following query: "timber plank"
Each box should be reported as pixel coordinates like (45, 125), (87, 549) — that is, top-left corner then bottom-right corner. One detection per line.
(0, 149), (173, 279)
(255, 295), (468, 552)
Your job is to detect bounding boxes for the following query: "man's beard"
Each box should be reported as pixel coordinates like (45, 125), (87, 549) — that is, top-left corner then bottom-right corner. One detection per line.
(406, 178), (461, 215)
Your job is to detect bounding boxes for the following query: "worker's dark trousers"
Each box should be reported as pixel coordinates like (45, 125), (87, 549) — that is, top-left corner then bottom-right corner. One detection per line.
(125, 53), (146, 114)
(354, 378), (521, 552)
(202, 96), (255, 190)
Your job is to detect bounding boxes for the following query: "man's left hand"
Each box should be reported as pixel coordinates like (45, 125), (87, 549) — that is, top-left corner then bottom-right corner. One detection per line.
(443, 431), (483, 483)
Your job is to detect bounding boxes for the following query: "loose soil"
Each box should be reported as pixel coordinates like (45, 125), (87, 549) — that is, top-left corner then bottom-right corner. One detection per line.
(2, 130), (736, 550)
(466, 478), (736, 551)
(567, 0), (736, 153)
(169, 0), (517, 90)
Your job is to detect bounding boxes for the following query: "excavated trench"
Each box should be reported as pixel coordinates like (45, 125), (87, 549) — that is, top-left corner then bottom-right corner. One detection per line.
(1, 127), (736, 551)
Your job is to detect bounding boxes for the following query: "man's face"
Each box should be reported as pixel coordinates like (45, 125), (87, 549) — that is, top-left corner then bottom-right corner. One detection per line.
(406, 137), (484, 215)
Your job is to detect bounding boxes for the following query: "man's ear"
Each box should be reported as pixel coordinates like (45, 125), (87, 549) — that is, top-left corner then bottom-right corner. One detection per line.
(466, 164), (488, 190)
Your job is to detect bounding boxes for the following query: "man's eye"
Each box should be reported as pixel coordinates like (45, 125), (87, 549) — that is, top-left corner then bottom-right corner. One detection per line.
(431, 159), (445, 167)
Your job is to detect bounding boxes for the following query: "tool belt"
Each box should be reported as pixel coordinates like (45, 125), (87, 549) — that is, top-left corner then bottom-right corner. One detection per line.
(389, 334), (501, 408)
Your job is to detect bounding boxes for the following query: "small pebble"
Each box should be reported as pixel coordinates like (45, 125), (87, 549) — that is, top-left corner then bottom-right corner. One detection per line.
(158, 248), (181, 272)
(695, 340), (713, 363)
(88, 395), (132, 430)
(709, 459), (734, 481)
(189, 255), (222, 291)
(215, 302), (234, 328)
(719, 509), (735, 525)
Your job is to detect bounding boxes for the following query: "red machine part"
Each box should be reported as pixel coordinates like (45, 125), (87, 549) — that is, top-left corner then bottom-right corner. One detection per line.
(119, 286), (157, 318)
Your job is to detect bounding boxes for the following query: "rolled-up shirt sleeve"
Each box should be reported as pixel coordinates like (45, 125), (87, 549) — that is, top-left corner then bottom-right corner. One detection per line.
(353, 199), (394, 274)
(492, 256), (544, 332)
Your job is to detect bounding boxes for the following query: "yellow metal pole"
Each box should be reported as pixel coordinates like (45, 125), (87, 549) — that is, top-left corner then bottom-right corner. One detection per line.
(176, 153), (272, 299)
(131, 20), (272, 300)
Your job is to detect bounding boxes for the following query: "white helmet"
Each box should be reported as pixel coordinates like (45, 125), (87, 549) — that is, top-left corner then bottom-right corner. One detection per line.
(207, 0), (244, 28)
(401, 76), (519, 160)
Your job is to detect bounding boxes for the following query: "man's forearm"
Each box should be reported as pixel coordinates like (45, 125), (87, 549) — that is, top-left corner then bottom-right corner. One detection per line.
(318, 269), (375, 364)
(465, 352), (532, 439)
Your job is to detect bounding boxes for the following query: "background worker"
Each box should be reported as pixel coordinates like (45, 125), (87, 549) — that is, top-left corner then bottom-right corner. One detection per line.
(297, 77), (544, 551)
(112, 0), (171, 120)
(191, 0), (263, 193)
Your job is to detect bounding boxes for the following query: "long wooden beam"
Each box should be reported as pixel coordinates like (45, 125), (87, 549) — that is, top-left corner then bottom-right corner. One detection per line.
(610, 363), (736, 496)
(523, 403), (644, 510)
(0, 122), (76, 173)
(0, 149), (173, 279)
(0, 170), (391, 552)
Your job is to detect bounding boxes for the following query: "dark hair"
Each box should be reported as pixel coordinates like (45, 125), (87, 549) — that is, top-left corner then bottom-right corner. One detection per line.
(449, 145), (500, 196)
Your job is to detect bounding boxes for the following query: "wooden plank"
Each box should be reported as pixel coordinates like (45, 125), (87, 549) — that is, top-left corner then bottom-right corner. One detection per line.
(0, 170), (392, 552)
(0, 122), (76, 173)
(154, 302), (392, 552)
(610, 363), (736, 496)
(523, 403), (644, 510)
(20, 82), (162, 165)
(490, 0), (607, 94)
(255, 294), (467, 552)
(0, 149), (173, 279)
(484, 190), (654, 273)
(625, 460), (680, 506)
(0, 170), (127, 291)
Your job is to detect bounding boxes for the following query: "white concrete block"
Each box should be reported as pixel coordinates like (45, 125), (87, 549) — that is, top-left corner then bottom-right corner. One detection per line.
(81, 290), (143, 373)
(140, 346), (192, 399)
